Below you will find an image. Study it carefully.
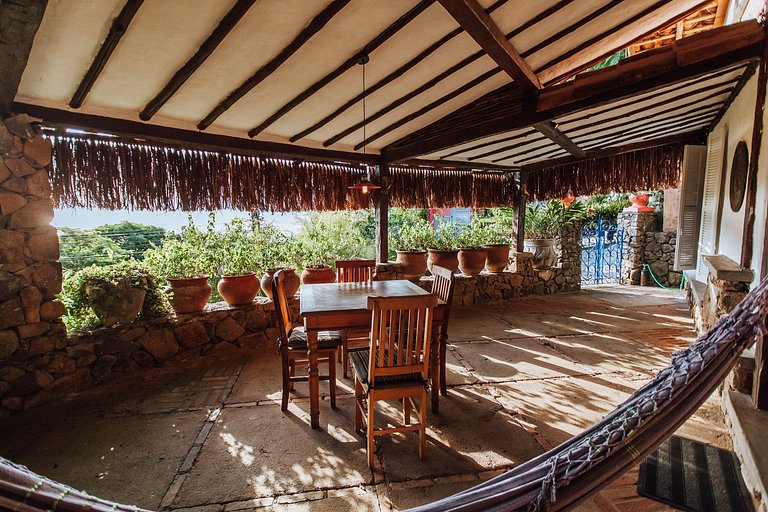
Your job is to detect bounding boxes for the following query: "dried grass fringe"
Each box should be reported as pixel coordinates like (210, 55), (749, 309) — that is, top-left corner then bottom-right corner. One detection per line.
(49, 135), (519, 211)
(527, 144), (684, 200)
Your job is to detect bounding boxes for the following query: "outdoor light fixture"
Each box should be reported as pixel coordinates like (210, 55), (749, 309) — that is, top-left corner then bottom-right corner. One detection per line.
(349, 53), (380, 194)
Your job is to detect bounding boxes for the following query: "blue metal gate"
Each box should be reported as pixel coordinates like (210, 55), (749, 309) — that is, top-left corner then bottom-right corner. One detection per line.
(580, 217), (624, 285)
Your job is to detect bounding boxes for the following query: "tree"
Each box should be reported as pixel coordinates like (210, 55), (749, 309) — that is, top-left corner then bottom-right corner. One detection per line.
(95, 221), (168, 260)
(58, 227), (130, 272)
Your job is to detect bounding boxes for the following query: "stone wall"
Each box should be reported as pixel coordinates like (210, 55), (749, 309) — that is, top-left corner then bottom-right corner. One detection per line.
(0, 298), (286, 418)
(618, 210), (682, 287)
(416, 253), (579, 306)
(0, 114), (68, 418)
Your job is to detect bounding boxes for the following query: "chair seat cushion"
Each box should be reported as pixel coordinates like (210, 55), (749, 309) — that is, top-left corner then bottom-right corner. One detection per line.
(350, 350), (426, 393)
(285, 326), (343, 350)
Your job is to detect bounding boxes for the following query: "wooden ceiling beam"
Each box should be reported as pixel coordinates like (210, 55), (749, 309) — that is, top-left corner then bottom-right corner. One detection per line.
(69, 0), (143, 109)
(246, 0), (435, 138)
(322, 0), (572, 148)
(380, 21), (763, 162)
(533, 121), (585, 158)
(139, 0), (256, 121)
(521, 130), (707, 171)
(544, 0), (713, 85)
(0, 0), (47, 115)
(466, 131), (545, 161)
(197, 0), (350, 130)
(14, 102), (380, 165)
(288, 0), (512, 143)
(443, 128), (538, 159)
(437, 0), (540, 90)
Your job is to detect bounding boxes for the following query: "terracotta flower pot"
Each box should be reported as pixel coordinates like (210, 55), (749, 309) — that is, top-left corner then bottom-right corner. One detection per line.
(458, 248), (487, 276)
(395, 250), (427, 280)
(300, 266), (336, 284)
(260, 268), (300, 300)
(85, 277), (146, 327)
(217, 273), (260, 306)
(167, 276), (211, 314)
(523, 239), (558, 269)
(627, 193), (654, 212)
(483, 243), (510, 273)
(427, 249), (459, 273)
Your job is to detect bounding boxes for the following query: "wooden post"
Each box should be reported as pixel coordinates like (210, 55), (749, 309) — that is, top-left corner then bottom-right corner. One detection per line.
(516, 171), (527, 252)
(754, 331), (768, 410)
(375, 164), (390, 263)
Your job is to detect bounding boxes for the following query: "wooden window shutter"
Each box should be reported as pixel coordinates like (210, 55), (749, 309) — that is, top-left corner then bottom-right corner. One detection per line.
(696, 133), (725, 281)
(675, 145), (708, 271)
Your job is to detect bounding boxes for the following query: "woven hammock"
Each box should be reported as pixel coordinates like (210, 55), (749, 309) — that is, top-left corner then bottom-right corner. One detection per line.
(2, 277), (766, 512)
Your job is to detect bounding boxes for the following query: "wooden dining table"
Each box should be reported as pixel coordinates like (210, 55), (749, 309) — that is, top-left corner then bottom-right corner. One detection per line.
(300, 279), (446, 429)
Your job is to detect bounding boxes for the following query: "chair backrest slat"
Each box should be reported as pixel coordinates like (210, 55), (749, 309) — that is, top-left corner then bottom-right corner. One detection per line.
(431, 265), (456, 336)
(336, 259), (376, 283)
(271, 270), (293, 345)
(366, 295), (437, 384)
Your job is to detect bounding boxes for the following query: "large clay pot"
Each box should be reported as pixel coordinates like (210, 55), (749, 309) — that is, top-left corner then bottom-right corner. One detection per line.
(301, 266), (336, 284)
(484, 243), (510, 273)
(427, 249), (459, 273)
(261, 268), (300, 300)
(217, 273), (260, 306)
(167, 276), (212, 313)
(627, 193), (654, 212)
(524, 238), (558, 269)
(395, 250), (427, 280)
(85, 277), (146, 327)
(458, 248), (487, 276)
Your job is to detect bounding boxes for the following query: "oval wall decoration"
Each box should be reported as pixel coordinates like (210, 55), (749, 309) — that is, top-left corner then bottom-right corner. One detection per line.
(729, 140), (748, 212)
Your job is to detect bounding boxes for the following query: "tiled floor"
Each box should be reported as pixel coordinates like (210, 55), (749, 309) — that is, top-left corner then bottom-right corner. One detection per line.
(0, 285), (731, 511)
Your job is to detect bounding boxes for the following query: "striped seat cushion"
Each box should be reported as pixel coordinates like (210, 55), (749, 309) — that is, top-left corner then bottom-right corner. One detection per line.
(284, 326), (343, 350)
(350, 350), (426, 393)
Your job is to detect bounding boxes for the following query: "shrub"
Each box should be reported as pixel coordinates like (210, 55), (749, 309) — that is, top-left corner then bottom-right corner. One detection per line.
(61, 260), (170, 331)
(58, 227), (130, 272)
(295, 211), (375, 268)
(389, 217), (434, 251)
(524, 200), (586, 239)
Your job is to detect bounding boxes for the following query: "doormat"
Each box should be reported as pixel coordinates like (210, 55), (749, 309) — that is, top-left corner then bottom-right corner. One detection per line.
(637, 435), (754, 512)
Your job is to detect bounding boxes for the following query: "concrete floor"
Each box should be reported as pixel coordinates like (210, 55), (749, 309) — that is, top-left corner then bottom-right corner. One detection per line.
(0, 285), (733, 512)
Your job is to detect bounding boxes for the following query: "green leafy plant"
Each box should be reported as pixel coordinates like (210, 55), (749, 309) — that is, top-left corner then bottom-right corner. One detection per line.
(455, 223), (484, 249)
(60, 260), (170, 331)
(58, 227), (130, 272)
(524, 200), (586, 239)
(389, 217), (434, 251)
(583, 193), (631, 225)
(295, 211), (375, 269)
(429, 220), (458, 251)
(95, 221), (168, 260)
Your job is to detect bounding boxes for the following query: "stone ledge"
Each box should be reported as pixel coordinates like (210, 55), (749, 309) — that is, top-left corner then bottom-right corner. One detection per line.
(704, 255), (754, 283)
(723, 389), (768, 512)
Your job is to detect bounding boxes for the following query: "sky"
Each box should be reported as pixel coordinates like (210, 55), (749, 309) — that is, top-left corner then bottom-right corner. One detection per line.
(53, 208), (305, 233)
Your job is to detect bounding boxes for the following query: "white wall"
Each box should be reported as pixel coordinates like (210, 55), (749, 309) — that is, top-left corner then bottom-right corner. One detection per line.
(711, 76), (757, 266)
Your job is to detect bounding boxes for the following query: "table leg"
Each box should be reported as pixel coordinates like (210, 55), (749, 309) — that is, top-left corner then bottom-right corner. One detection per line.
(307, 329), (320, 429)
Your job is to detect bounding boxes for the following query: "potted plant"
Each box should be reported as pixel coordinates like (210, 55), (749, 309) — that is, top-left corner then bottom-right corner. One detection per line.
(63, 261), (169, 328)
(143, 238), (212, 314)
(524, 200), (585, 269)
(390, 218), (432, 279)
(217, 249), (260, 307)
(261, 265), (300, 300)
(300, 250), (337, 284)
(480, 219), (511, 273)
(427, 221), (459, 273)
(456, 224), (487, 276)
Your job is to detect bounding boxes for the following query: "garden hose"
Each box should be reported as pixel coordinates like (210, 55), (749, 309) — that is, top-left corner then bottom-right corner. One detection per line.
(642, 263), (685, 290)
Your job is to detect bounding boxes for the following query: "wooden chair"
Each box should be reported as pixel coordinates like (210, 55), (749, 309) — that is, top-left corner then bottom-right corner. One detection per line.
(430, 265), (456, 412)
(336, 259), (376, 283)
(335, 259), (376, 378)
(351, 294), (438, 468)
(272, 269), (342, 412)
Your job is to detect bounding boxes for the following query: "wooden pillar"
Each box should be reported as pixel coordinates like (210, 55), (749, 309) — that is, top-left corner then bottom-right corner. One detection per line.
(375, 164), (389, 263)
(755, 330), (768, 410)
(515, 171), (527, 252)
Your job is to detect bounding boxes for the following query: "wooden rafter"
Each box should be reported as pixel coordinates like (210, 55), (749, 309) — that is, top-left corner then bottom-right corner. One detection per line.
(15, 102), (380, 165)
(380, 21), (763, 162)
(0, 0), (47, 115)
(521, 131), (707, 171)
(139, 0), (256, 121)
(69, 0), (144, 109)
(437, 0), (540, 90)
(465, 132), (545, 161)
(322, 1), (574, 148)
(533, 121), (584, 158)
(708, 60), (758, 131)
(288, 0), (511, 143)
(197, 0), (350, 131)
(444, 128), (538, 159)
(246, 0), (435, 138)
